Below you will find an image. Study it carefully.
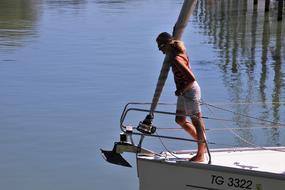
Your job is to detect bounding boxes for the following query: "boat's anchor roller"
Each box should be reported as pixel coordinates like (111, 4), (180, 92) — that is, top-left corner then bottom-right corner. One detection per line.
(101, 127), (155, 168)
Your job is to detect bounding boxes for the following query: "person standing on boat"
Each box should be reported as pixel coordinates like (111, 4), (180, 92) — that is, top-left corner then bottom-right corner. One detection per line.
(156, 32), (206, 162)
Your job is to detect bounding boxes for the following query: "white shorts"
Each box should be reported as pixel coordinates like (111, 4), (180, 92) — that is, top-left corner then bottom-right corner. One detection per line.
(176, 81), (201, 116)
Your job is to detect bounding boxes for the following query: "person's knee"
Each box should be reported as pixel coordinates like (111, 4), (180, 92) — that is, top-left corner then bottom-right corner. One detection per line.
(191, 112), (201, 120)
(191, 112), (202, 119)
(175, 116), (186, 126)
(191, 112), (203, 127)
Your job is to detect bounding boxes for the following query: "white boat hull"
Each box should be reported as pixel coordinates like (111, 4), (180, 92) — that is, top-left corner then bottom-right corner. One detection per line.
(137, 148), (285, 190)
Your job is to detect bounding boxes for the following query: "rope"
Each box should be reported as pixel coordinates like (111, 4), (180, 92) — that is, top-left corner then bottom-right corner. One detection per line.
(155, 131), (181, 159)
(204, 102), (263, 147)
(202, 101), (285, 127)
(203, 101), (285, 152)
(202, 101), (285, 106)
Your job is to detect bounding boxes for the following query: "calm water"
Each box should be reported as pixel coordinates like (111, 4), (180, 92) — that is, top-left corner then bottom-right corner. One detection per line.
(0, 0), (284, 189)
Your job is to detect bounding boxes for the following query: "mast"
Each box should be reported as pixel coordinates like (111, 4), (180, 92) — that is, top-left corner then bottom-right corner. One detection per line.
(149, 0), (197, 114)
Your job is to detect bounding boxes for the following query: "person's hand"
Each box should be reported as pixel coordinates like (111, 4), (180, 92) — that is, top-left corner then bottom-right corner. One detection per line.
(175, 90), (183, 96)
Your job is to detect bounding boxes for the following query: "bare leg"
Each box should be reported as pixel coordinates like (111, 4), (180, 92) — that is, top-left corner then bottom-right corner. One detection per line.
(189, 112), (206, 162)
(175, 112), (198, 140)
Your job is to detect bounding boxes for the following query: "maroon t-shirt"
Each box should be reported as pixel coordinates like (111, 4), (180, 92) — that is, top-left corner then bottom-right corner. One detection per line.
(171, 53), (196, 92)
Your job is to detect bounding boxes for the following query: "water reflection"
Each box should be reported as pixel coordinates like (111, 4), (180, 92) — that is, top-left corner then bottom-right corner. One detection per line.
(0, 0), (39, 49)
(94, 0), (140, 13)
(194, 0), (285, 146)
(44, 0), (87, 9)
(95, 0), (133, 6)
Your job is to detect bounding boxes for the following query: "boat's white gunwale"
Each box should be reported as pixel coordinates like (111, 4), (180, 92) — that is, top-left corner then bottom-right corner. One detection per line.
(137, 151), (285, 181)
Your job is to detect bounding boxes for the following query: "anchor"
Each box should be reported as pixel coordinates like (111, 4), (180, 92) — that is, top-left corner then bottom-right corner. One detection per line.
(101, 132), (155, 168)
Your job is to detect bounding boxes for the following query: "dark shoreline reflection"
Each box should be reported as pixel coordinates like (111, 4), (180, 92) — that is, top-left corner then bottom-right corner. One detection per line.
(0, 0), (40, 49)
(94, 0), (141, 13)
(193, 0), (284, 146)
(44, 0), (87, 9)
(0, 0), (88, 50)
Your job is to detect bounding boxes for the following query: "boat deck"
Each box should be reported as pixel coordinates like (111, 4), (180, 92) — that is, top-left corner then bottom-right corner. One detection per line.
(139, 147), (285, 175)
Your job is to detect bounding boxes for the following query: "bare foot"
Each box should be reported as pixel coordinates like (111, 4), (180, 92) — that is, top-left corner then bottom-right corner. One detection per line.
(189, 154), (205, 162)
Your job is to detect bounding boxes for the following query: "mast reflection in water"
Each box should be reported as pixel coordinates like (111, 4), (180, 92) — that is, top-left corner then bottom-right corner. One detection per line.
(191, 0), (285, 146)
